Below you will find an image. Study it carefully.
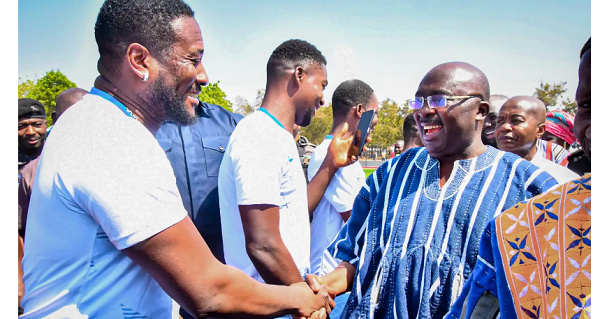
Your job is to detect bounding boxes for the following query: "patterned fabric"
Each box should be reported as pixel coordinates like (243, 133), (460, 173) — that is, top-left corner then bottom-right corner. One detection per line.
(448, 174), (591, 319)
(537, 139), (569, 167)
(327, 146), (558, 319)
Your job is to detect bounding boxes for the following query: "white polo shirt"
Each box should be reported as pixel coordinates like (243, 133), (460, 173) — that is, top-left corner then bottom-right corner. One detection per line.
(307, 136), (366, 276)
(218, 109), (311, 281)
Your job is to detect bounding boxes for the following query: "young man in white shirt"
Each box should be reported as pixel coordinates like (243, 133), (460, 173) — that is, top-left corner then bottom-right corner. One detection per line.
(218, 40), (362, 315)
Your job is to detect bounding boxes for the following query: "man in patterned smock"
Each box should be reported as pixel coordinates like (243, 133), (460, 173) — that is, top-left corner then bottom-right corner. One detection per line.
(306, 61), (559, 319)
(447, 37), (591, 319)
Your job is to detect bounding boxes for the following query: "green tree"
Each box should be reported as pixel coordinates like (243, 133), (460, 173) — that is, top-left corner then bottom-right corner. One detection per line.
(533, 81), (568, 111)
(197, 80), (233, 112)
(18, 78), (36, 98)
(233, 89), (264, 116)
(301, 103), (333, 145)
(561, 97), (577, 115)
(24, 70), (76, 125)
(370, 98), (406, 148)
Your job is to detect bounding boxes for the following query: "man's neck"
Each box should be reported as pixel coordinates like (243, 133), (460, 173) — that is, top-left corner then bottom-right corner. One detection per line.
(524, 143), (538, 161)
(93, 76), (163, 135)
(261, 93), (296, 135)
(18, 147), (41, 158)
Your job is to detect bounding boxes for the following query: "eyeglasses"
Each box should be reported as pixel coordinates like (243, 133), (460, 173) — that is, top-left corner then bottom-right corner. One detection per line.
(408, 95), (484, 109)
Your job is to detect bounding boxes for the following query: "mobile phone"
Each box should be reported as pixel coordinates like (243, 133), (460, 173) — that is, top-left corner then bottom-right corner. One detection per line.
(356, 110), (375, 157)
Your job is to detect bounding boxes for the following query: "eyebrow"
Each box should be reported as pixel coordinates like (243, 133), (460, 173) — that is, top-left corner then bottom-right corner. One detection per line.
(414, 89), (452, 97)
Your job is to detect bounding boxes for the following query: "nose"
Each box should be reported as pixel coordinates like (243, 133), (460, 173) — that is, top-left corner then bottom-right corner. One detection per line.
(319, 98), (325, 106)
(196, 62), (209, 86)
(25, 124), (36, 135)
(417, 103), (436, 119)
(499, 122), (512, 131)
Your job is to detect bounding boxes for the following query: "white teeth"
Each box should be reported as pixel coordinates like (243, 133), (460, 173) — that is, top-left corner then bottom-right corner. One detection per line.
(423, 125), (441, 130)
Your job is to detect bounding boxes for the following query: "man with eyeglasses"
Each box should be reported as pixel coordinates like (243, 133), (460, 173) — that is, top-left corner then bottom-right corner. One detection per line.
(305, 62), (559, 319)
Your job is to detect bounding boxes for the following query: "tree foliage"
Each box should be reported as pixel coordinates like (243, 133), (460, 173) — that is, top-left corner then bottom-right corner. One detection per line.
(561, 97), (577, 115)
(369, 98), (411, 149)
(198, 80), (233, 112)
(301, 104), (333, 145)
(19, 70), (76, 125)
(233, 89), (264, 116)
(533, 81), (569, 112)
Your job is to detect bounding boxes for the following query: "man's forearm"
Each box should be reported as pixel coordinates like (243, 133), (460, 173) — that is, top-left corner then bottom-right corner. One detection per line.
(246, 240), (304, 286)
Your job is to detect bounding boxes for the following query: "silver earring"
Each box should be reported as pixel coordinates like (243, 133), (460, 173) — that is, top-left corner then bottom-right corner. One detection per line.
(142, 72), (149, 82)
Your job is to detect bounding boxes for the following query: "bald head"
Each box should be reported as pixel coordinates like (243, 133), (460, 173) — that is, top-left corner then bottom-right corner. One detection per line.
(56, 88), (88, 118)
(419, 62), (490, 101)
(489, 94), (509, 114)
(501, 96), (546, 125)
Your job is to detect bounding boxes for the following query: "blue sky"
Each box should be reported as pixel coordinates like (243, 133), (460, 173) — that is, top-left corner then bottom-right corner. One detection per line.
(18, 0), (591, 108)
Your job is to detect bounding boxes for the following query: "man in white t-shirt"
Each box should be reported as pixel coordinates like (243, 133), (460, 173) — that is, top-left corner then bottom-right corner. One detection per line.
(306, 79), (378, 319)
(495, 96), (578, 184)
(307, 79), (379, 277)
(20, 1), (333, 318)
(219, 40), (362, 301)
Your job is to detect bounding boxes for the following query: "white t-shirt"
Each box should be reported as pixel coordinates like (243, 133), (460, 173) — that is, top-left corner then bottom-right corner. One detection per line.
(20, 92), (187, 319)
(307, 137), (366, 276)
(531, 146), (578, 184)
(218, 109), (311, 282)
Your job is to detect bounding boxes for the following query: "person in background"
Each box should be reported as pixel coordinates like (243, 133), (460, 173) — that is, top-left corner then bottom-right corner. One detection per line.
(401, 112), (423, 152)
(448, 37), (591, 319)
(542, 109), (591, 175)
(305, 61), (558, 319)
(481, 94), (508, 148)
(495, 96), (578, 184)
(307, 79), (379, 319)
(293, 124), (317, 182)
(18, 98), (47, 172)
(393, 140), (404, 156)
(20, 1), (332, 317)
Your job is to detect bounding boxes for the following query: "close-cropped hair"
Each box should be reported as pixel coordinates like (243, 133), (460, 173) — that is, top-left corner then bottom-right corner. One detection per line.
(403, 113), (419, 141)
(266, 39), (327, 81)
(95, 0), (194, 71)
(331, 79), (374, 119)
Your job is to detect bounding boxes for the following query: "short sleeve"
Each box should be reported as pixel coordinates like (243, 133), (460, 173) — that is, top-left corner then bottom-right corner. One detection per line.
(324, 164), (365, 213)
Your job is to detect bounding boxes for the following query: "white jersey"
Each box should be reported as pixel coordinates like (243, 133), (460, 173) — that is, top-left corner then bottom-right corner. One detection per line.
(218, 109), (311, 281)
(20, 91), (187, 319)
(307, 136), (365, 275)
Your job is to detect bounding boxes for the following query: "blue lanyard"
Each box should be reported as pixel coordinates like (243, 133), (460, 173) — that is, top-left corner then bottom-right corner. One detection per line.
(325, 135), (333, 140)
(89, 87), (136, 119)
(258, 108), (285, 130)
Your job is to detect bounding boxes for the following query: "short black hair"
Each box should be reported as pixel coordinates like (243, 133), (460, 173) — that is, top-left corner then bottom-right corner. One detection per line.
(581, 37), (591, 58)
(95, 0), (194, 73)
(266, 39), (327, 82)
(403, 113), (419, 142)
(331, 79), (374, 119)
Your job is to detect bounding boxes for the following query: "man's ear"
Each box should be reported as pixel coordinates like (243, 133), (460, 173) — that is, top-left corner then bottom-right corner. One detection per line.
(356, 104), (365, 117)
(126, 43), (151, 81)
(536, 123), (546, 139)
(294, 66), (305, 84)
(476, 100), (490, 120)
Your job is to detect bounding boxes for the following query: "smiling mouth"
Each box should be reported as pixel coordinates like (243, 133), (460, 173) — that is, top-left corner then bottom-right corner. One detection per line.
(422, 124), (443, 135)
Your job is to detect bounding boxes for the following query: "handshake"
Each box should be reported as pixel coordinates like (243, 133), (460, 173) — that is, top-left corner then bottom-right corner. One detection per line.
(290, 274), (338, 319)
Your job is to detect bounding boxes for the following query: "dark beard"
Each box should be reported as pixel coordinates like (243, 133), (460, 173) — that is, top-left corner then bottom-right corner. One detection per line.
(152, 76), (197, 126)
(298, 107), (315, 127)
